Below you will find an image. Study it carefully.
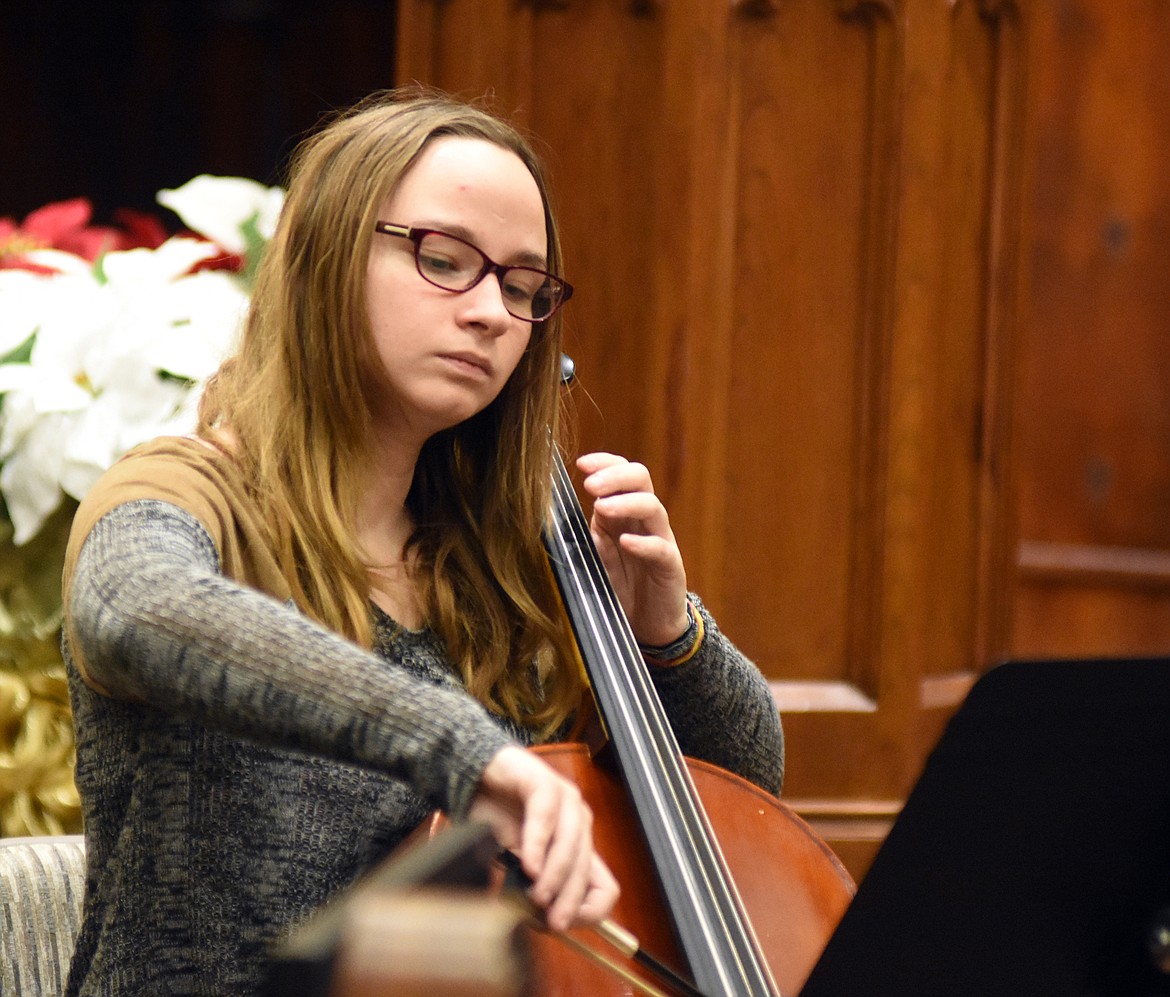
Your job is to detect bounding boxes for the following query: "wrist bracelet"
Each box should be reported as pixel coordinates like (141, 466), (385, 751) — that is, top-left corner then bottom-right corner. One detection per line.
(638, 599), (705, 668)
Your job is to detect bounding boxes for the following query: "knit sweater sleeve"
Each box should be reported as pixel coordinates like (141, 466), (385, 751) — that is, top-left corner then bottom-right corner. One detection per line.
(648, 596), (785, 796)
(65, 499), (514, 818)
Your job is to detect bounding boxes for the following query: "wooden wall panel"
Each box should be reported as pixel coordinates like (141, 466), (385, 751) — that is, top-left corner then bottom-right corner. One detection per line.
(525, 5), (671, 469)
(1014, 568), (1170, 658)
(397, 0), (1170, 882)
(400, 0), (674, 470)
(722, 4), (885, 688)
(395, 0), (1027, 879)
(673, 3), (913, 829)
(904, 0), (1029, 689)
(1011, 0), (1170, 657)
(918, 1), (996, 683)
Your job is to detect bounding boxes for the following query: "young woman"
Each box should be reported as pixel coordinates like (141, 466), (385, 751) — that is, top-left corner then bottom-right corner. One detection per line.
(61, 89), (784, 996)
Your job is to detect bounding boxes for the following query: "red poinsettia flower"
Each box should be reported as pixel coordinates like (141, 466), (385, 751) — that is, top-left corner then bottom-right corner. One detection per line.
(0, 198), (168, 273)
(110, 207), (169, 252)
(188, 243), (245, 275)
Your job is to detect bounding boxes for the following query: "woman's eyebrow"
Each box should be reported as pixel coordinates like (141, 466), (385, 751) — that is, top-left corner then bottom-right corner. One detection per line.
(413, 219), (549, 268)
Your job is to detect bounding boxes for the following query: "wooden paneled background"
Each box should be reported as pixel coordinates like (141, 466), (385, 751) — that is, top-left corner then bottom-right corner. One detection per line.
(397, 0), (1170, 881)
(4, 1), (1167, 882)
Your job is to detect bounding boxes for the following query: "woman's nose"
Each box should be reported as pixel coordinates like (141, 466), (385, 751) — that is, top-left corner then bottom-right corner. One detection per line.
(459, 273), (513, 331)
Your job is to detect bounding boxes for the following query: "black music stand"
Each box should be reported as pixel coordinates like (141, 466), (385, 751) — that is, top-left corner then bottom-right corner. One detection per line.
(801, 657), (1170, 997)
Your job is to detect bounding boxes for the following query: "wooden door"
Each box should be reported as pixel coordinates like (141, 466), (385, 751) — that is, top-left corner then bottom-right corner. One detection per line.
(1010, 0), (1170, 658)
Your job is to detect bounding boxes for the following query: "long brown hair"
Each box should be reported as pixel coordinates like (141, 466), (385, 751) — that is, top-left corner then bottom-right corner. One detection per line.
(198, 89), (584, 738)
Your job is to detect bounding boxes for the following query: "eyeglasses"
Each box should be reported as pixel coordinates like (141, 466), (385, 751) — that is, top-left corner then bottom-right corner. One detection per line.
(374, 222), (573, 323)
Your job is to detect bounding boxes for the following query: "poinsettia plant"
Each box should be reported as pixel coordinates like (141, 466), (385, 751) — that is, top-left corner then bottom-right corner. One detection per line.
(0, 176), (283, 544)
(0, 176), (282, 835)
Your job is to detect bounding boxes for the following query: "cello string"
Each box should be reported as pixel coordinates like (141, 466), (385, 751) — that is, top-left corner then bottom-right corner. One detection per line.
(548, 453), (700, 805)
(542, 507), (760, 997)
(548, 453), (737, 877)
(550, 453), (779, 997)
(546, 464), (707, 859)
(546, 454), (748, 956)
(547, 453), (775, 995)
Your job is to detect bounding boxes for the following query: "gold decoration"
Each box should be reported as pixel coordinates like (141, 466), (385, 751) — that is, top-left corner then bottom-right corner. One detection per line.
(1, 174), (280, 839)
(0, 500), (82, 836)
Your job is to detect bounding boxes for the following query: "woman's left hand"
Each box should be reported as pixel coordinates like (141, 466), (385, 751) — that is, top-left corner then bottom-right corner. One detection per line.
(576, 452), (690, 647)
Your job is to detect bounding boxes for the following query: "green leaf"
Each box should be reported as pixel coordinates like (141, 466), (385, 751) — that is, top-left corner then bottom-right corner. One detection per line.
(0, 329), (37, 366)
(157, 369), (196, 388)
(0, 330), (37, 414)
(238, 210), (267, 290)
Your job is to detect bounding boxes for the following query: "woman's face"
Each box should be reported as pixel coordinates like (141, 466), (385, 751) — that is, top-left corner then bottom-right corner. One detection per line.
(364, 135), (546, 444)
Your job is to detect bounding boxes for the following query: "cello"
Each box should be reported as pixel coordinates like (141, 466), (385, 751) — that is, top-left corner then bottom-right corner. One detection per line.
(522, 358), (855, 996)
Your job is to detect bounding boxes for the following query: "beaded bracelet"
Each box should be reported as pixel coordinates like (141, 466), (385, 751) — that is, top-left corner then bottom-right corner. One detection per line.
(638, 599), (705, 668)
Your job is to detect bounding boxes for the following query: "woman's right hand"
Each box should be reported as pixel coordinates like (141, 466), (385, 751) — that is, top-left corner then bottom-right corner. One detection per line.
(468, 744), (619, 932)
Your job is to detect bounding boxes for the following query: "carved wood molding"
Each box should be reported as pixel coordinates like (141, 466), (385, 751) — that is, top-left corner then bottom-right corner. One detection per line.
(979, 0), (1024, 18)
(513, 0), (663, 12)
(628, 0), (662, 16)
(971, 0), (1029, 667)
(770, 681), (878, 714)
(833, 0), (906, 698)
(835, 0), (899, 22)
(731, 0), (781, 17)
(1017, 541), (1170, 589)
(785, 798), (903, 818)
(733, 0), (901, 18)
(939, 0), (1026, 22)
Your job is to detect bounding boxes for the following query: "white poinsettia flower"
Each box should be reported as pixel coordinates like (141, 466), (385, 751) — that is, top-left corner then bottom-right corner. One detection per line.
(100, 236), (223, 285)
(0, 259), (92, 362)
(3, 269), (114, 419)
(0, 272), (42, 351)
(0, 270), (117, 539)
(0, 270), (55, 357)
(157, 175), (285, 254)
(82, 240), (233, 392)
(1, 174), (270, 546)
(19, 248), (94, 276)
(57, 369), (191, 502)
(145, 269), (250, 381)
(0, 406), (73, 544)
(0, 233), (251, 543)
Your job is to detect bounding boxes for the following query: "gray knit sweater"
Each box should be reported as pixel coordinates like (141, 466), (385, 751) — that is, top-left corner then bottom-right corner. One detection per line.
(63, 498), (783, 996)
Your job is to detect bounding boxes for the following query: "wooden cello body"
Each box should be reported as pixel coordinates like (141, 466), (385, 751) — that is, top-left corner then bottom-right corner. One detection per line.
(528, 743), (854, 997)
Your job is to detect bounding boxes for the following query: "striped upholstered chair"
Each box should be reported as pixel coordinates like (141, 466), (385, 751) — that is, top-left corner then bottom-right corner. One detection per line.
(0, 835), (86, 996)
